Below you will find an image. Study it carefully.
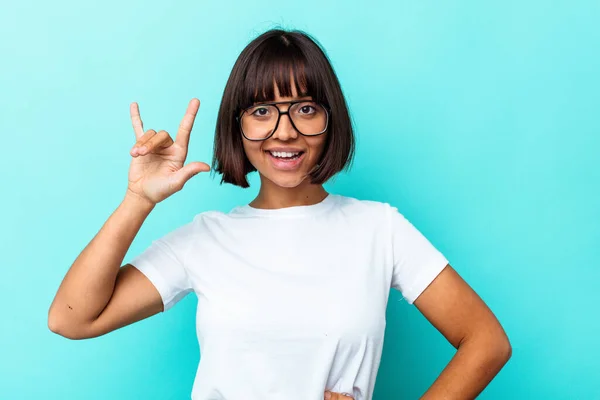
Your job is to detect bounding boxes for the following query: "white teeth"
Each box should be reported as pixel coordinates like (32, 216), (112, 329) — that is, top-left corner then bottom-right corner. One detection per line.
(269, 151), (300, 158)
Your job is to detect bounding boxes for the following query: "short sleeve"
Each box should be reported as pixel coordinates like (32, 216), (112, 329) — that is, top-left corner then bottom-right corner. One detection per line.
(387, 204), (449, 304)
(128, 220), (196, 312)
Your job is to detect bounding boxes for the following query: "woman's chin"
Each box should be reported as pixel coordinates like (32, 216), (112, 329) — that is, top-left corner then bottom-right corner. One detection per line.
(263, 172), (308, 189)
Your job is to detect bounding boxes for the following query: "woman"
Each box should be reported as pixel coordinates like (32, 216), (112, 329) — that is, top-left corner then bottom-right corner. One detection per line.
(48, 28), (512, 399)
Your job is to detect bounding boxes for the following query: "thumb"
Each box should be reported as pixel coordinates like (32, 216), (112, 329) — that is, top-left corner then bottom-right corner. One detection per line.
(172, 162), (210, 188)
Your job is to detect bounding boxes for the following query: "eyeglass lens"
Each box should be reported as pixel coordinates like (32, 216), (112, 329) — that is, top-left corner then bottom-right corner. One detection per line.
(241, 102), (327, 140)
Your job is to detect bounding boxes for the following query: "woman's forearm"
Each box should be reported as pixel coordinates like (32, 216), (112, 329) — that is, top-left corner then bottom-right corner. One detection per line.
(48, 191), (155, 334)
(420, 335), (512, 399)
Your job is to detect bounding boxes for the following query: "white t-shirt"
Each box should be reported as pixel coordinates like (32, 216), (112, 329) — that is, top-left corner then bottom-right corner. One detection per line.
(129, 194), (448, 400)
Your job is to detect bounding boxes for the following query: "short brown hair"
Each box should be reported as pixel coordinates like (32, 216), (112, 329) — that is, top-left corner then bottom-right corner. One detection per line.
(211, 28), (355, 188)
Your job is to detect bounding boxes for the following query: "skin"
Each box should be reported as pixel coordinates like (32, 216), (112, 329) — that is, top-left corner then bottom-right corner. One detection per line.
(48, 86), (511, 399)
(243, 83), (329, 209)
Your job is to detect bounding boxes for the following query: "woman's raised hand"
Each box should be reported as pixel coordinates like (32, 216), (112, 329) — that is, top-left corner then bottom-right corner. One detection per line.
(126, 98), (210, 206)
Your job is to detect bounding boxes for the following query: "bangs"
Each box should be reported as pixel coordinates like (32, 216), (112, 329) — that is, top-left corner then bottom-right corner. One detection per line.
(240, 39), (325, 107)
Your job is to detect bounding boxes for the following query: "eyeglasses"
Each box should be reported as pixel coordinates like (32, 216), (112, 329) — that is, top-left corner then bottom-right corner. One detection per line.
(237, 100), (329, 141)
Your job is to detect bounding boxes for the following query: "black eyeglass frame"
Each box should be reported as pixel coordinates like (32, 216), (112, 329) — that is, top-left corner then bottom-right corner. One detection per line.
(236, 100), (330, 141)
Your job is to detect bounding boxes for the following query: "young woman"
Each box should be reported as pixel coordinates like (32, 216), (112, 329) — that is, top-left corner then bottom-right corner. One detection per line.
(48, 28), (512, 400)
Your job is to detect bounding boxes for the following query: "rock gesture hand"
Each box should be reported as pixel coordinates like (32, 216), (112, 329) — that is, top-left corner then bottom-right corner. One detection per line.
(126, 98), (210, 206)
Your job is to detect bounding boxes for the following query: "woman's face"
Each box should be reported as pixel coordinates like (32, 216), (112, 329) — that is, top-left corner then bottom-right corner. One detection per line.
(241, 83), (328, 188)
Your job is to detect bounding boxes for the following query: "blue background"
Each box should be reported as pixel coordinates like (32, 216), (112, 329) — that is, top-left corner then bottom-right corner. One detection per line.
(1, 0), (599, 398)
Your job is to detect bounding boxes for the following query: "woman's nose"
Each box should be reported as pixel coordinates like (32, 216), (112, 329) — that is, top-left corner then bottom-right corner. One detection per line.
(271, 113), (299, 141)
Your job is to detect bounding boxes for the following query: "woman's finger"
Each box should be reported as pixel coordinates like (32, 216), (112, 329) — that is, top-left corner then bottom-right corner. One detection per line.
(324, 391), (354, 400)
(131, 129), (157, 156)
(136, 130), (174, 155)
(129, 102), (145, 139)
(171, 161), (211, 189)
(175, 98), (200, 149)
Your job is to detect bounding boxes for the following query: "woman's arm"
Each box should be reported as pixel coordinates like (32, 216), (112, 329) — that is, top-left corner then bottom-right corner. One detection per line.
(47, 192), (163, 339)
(413, 265), (512, 399)
(48, 99), (210, 339)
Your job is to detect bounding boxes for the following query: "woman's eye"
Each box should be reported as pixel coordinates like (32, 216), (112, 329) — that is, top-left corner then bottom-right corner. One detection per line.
(252, 107), (269, 116)
(299, 105), (315, 114)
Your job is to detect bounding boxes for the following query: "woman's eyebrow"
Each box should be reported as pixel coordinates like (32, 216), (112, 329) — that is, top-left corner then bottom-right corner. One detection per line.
(252, 96), (314, 105)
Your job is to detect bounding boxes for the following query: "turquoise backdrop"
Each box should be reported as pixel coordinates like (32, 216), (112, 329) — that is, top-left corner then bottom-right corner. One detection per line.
(1, 0), (599, 398)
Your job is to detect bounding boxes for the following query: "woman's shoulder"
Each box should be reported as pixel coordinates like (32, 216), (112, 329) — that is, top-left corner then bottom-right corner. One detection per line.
(334, 194), (393, 212)
(327, 194), (401, 225)
(190, 209), (230, 224)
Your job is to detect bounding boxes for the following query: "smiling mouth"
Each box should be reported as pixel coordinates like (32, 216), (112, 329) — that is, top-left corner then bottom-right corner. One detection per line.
(265, 150), (305, 160)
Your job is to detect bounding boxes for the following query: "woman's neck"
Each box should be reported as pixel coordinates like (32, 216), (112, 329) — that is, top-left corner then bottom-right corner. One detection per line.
(249, 177), (328, 210)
